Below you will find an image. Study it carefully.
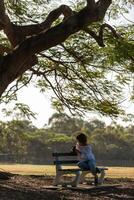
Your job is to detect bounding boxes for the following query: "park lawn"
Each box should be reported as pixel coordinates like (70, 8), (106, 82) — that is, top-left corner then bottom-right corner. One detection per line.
(0, 164), (54, 176)
(0, 164), (134, 178)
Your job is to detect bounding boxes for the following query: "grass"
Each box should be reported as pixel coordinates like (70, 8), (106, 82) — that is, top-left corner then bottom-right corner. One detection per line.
(0, 164), (54, 176)
(0, 164), (134, 178)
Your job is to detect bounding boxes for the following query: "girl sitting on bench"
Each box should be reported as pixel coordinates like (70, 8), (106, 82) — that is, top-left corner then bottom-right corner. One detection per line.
(75, 132), (98, 183)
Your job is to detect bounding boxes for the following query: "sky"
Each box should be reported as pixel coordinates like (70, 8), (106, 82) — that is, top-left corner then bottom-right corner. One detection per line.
(0, 1), (134, 128)
(0, 86), (55, 128)
(17, 86), (54, 127)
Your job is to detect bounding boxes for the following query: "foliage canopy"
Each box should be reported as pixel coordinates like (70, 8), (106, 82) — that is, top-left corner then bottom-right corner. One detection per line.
(0, 0), (134, 119)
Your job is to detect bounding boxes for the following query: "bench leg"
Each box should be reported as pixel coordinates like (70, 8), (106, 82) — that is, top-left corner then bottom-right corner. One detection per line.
(71, 171), (81, 187)
(98, 170), (105, 185)
(53, 171), (63, 186)
(53, 171), (81, 187)
(94, 174), (99, 186)
(80, 171), (99, 186)
(79, 171), (98, 185)
(79, 171), (89, 184)
(80, 171), (102, 186)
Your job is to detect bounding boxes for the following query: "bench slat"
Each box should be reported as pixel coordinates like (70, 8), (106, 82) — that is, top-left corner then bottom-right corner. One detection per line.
(54, 160), (78, 165)
(59, 169), (80, 172)
(53, 152), (76, 157)
(58, 168), (108, 171)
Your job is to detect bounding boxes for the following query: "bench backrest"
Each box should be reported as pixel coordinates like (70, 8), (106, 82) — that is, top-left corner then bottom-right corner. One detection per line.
(53, 152), (108, 172)
(52, 152), (78, 170)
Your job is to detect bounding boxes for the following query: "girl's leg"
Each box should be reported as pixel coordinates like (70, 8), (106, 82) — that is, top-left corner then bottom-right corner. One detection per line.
(78, 161), (89, 183)
(87, 160), (98, 185)
(87, 160), (96, 174)
(78, 161), (89, 170)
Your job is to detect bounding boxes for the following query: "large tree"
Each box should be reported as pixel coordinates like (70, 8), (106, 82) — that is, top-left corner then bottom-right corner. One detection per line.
(0, 0), (133, 118)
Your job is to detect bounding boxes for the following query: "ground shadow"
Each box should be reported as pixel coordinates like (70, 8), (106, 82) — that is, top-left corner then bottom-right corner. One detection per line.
(0, 175), (134, 200)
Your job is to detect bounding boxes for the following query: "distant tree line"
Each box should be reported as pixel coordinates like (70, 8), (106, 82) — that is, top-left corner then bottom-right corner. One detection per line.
(0, 113), (134, 166)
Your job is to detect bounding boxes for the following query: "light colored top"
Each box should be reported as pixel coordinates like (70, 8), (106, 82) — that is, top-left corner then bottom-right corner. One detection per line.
(76, 143), (95, 161)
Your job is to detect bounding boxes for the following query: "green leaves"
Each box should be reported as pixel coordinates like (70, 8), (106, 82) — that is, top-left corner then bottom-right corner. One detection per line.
(95, 100), (123, 117)
(5, 0), (49, 23)
(1, 0), (134, 119)
(2, 103), (36, 120)
(46, 132), (72, 143)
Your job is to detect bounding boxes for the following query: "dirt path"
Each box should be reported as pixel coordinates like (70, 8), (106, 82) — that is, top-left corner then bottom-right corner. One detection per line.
(0, 174), (134, 200)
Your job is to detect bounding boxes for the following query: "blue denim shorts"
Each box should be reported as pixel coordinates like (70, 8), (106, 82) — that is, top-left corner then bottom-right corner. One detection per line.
(78, 159), (96, 173)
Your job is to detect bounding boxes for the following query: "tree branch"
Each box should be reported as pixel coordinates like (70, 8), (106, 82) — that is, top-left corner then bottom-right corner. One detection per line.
(99, 23), (119, 39)
(0, 0), (112, 97)
(0, 0), (6, 25)
(5, 5), (74, 47)
(86, 0), (96, 10)
(96, 0), (112, 20)
(84, 23), (119, 47)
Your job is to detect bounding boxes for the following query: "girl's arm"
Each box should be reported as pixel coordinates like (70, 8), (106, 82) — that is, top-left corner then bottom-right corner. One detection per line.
(75, 143), (82, 159)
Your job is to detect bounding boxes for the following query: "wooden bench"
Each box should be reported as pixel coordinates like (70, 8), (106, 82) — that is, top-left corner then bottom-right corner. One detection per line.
(53, 152), (108, 187)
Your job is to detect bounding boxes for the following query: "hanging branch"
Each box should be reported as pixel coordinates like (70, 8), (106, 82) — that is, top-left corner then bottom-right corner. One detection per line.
(83, 23), (120, 47)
